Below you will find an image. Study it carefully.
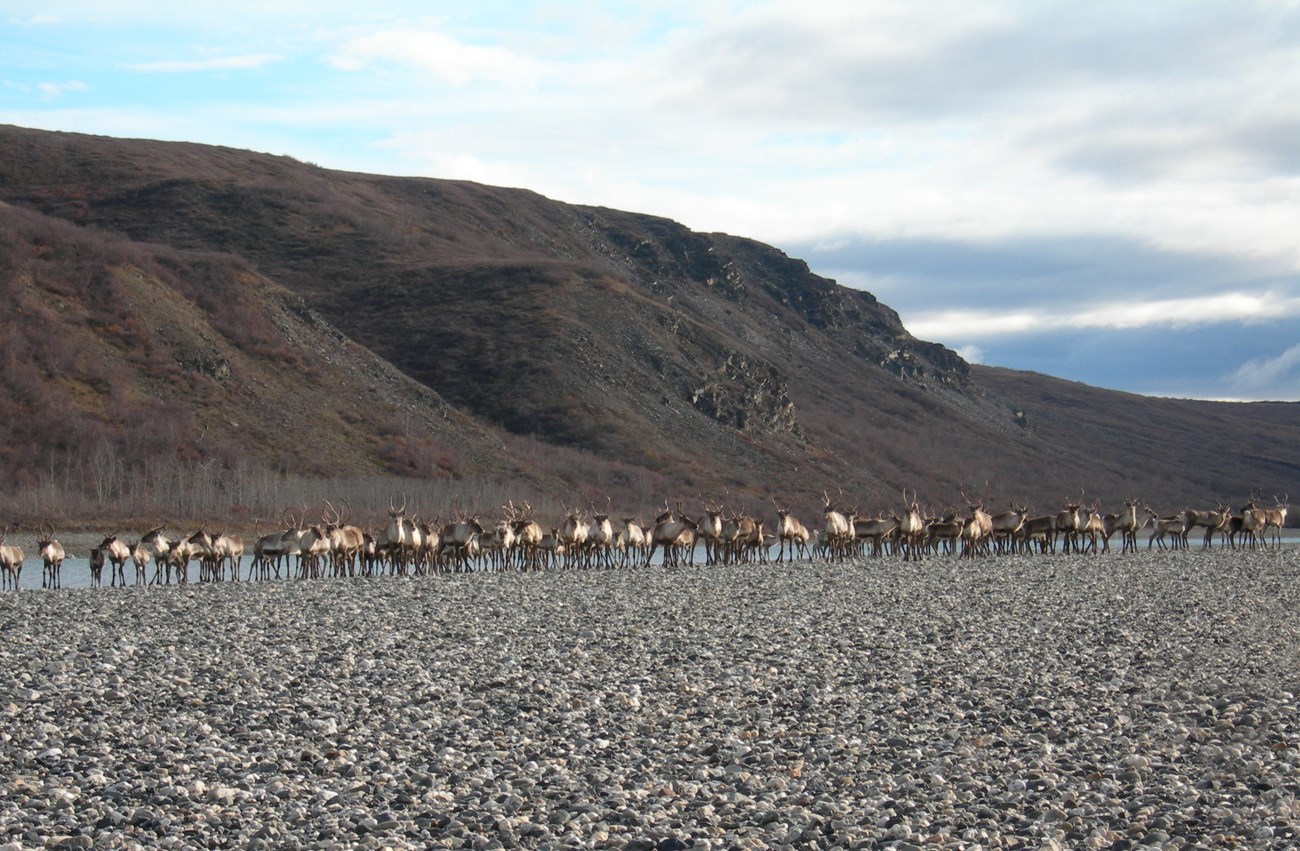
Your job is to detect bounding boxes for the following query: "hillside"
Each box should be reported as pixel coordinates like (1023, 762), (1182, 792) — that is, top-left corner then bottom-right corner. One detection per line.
(0, 124), (1296, 520)
(0, 201), (511, 484)
(971, 366), (1300, 508)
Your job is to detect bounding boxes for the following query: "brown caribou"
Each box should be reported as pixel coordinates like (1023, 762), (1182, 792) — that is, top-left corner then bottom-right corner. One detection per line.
(0, 529), (25, 591)
(646, 503), (698, 567)
(1260, 494), (1289, 548)
(773, 499), (811, 563)
(36, 523), (65, 589)
(98, 533), (133, 587)
(894, 491), (926, 561)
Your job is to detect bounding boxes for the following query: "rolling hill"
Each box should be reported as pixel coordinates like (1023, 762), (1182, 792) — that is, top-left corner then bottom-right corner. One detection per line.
(0, 123), (1295, 522)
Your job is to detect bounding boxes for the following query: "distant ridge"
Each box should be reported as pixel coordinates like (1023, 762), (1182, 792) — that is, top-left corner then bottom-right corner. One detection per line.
(1, 123), (1296, 516)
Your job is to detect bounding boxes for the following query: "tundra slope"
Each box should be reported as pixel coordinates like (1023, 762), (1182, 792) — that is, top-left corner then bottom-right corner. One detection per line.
(1, 123), (1297, 507)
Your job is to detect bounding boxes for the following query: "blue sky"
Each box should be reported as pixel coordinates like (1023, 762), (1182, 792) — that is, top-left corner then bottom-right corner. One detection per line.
(3, 1), (1298, 400)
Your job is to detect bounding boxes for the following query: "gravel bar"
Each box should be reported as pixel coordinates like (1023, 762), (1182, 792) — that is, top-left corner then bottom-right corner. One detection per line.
(2, 549), (1298, 850)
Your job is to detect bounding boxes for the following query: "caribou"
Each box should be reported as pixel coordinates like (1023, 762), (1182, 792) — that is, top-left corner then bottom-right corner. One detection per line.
(4, 485), (1284, 593)
(586, 500), (616, 569)
(440, 508), (485, 573)
(646, 504), (698, 567)
(276, 515), (307, 579)
(0, 530), (25, 591)
(894, 492), (926, 561)
(1183, 503), (1232, 549)
(1236, 498), (1267, 550)
(621, 517), (648, 567)
(748, 516), (769, 563)
(1019, 514), (1057, 554)
(718, 513), (741, 564)
(559, 504), (594, 569)
(927, 513), (964, 557)
(165, 537), (193, 583)
(138, 525), (175, 584)
(378, 496), (412, 573)
(295, 522), (332, 579)
(538, 528), (564, 569)
(672, 524), (699, 566)
(988, 504), (1027, 555)
(510, 503), (545, 572)
(1055, 499), (1084, 554)
(324, 502), (357, 575)
(129, 537), (152, 585)
(323, 501), (364, 578)
(821, 492), (854, 561)
(1145, 507), (1188, 551)
(88, 544), (106, 588)
(98, 533), (133, 587)
(251, 516), (296, 581)
(729, 513), (766, 564)
(410, 518), (432, 574)
(1114, 498), (1141, 554)
(185, 528), (234, 582)
(486, 518), (518, 571)
(360, 531), (381, 576)
(1260, 495), (1289, 548)
(211, 531), (245, 581)
(854, 515), (897, 558)
(960, 491), (994, 558)
(698, 503), (726, 566)
(36, 523), (65, 590)
(1077, 504), (1107, 555)
(773, 501), (811, 563)
(184, 529), (218, 581)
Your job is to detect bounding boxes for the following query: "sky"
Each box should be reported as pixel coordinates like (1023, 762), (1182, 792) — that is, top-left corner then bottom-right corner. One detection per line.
(2, 1), (1298, 401)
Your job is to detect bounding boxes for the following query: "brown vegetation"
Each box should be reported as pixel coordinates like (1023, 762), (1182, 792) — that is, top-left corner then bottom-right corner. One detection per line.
(0, 123), (1296, 528)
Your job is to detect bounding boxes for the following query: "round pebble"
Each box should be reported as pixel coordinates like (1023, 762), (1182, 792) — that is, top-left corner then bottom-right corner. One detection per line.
(0, 548), (1297, 847)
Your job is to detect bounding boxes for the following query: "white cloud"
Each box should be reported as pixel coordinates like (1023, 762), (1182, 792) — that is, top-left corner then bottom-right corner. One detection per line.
(373, 140), (539, 189)
(1228, 343), (1300, 400)
(35, 80), (88, 99)
(128, 55), (281, 73)
(906, 291), (1300, 342)
(11, 14), (61, 26)
(954, 345), (984, 364)
(543, 0), (1300, 264)
(326, 30), (536, 87)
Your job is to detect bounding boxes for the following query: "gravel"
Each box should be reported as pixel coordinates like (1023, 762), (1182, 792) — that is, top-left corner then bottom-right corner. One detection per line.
(1, 548), (1298, 849)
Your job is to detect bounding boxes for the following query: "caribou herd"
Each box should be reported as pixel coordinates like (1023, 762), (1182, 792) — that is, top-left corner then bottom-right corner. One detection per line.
(0, 492), (1290, 590)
